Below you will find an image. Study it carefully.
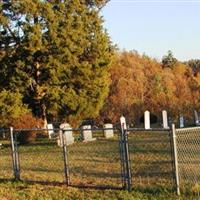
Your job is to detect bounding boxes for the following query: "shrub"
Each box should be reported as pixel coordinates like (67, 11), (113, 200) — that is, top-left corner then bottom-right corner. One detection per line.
(0, 90), (30, 126)
(10, 114), (43, 144)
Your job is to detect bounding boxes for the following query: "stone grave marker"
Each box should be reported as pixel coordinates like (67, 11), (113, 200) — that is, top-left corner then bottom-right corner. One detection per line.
(58, 123), (74, 146)
(120, 116), (127, 130)
(162, 110), (169, 129)
(194, 110), (200, 126)
(144, 111), (150, 129)
(47, 124), (54, 139)
(82, 125), (96, 142)
(104, 123), (114, 138)
(179, 115), (184, 128)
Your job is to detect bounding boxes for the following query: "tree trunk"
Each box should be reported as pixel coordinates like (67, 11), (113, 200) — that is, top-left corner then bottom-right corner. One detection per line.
(32, 62), (47, 128)
(41, 103), (47, 128)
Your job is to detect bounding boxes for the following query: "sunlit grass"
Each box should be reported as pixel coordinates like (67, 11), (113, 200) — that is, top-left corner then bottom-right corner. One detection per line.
(1, 131), (200, 199)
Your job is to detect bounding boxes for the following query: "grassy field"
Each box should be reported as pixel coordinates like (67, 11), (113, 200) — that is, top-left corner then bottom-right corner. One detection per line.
(0, 131), (122, 187)
(0, 130), (200, 199)
(128, 131), (173, 189)
(0, 180), (199, 200)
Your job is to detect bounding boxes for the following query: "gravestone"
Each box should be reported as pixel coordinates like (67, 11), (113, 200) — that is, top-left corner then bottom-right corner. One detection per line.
(120, 116), (127, 130)
(58, 123), (74, 146)
(144, 111), (150, 129)
(104, 124), (114, 138)
(179, 115), (184, 128)
(82, 125), (96, 142)
(47, 124), (54, 139)
(194, 110), (200, 126)
(162, 110), (169, 129)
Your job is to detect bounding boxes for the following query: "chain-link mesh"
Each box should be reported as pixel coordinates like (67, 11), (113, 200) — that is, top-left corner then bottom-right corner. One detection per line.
(16, 130), (66, 183)
(176, 127), (200, 192)
(0, 129), (13, 180)
(127, 130), (174, 190)
(67, 129), (123, 188)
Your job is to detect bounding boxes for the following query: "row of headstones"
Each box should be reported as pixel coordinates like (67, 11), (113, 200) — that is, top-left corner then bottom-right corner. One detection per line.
(144, 110), (200, 129)
(47, 123), (114, 147)
(144, 110), (169, 129)
(47, 110), (200, 146)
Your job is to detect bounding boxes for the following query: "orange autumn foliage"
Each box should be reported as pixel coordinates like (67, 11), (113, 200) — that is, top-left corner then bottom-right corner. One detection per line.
(99, 51), (200, 124)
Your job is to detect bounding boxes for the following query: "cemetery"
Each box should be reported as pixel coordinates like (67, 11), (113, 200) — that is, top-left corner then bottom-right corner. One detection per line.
(0, 110), (200, 198)
(1, 1), (200, 199)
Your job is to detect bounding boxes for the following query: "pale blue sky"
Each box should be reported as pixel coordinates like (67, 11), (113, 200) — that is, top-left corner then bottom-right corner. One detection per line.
(101, 0), (200, 61)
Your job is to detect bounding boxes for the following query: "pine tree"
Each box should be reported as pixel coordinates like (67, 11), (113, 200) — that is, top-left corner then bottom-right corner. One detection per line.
(0, 0), (113, 126)
(162, 50), (177, 69)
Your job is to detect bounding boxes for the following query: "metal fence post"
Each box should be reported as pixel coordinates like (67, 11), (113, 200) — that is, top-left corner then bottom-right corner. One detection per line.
(14, 132), (20, 180)
(123, 128), (132, 192)
(171, 124), (180, 195)
(119, 125), (126, 189)
(62, 129), (70, 186)
(120, 116), (132, 191)
(10, 127), (20, 180)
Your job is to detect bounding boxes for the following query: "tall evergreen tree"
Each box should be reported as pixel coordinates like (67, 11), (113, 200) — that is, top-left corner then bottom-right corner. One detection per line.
(162, 50), (177, 69)
(0, 0), (113, 125)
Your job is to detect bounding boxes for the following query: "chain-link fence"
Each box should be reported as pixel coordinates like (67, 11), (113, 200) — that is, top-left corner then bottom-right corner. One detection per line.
(0, 129), (13, 180)
(9, 127), (124, 189)
(1, 124), (200, 195)
(176, 127), (200, 194)
(127, 129), (174, 191)
(14, 129), (66, 184)
(67, 129), (123, 188)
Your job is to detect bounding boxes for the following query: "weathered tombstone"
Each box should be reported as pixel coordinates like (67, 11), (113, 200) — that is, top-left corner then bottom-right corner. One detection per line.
(47, 124), (54, 139)
(179, 115), (184, 128)
(120, 116), (127, 130)
(58, 123), (74, 146)
(162, 110), (169, 129)
(144, 111), (150, 129)
(82, 125), (96, 142)
(104, 123), (114, 138)
(194, 110), (200, 126)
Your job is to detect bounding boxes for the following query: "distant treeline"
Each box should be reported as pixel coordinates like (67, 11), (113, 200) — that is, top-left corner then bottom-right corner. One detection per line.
(99, 50), (200, 125)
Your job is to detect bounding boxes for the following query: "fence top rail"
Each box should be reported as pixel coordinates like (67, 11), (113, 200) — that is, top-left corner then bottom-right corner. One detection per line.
(13, 127), (120, 132)
(2, 127), (172, 133)
(176, 126), (200, 132)
(127, 128), (171, 132)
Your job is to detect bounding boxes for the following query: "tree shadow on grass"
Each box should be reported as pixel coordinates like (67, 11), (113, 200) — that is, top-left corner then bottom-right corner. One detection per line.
(12, 179), (123, 190)
(69, 183), (123, 190)
(0, 178), (15, 183)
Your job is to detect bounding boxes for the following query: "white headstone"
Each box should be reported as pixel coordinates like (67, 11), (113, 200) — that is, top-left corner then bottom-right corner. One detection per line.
(120, 116), (127, 130)
(82, 125), (96, 142)
(104, 124), (114, 138)
(144, 111), (150, 130)
(47, 124), (54, 139)
(179, 115), (184, 128)
(58, 123), (74, 146)
(194, 110), (200, 126)
(162, 110), (169, 129)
